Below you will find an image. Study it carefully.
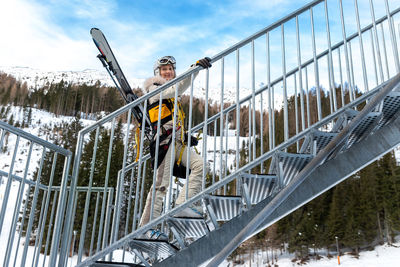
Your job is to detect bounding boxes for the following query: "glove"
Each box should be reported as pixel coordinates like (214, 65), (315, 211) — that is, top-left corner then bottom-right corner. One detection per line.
(194, 57), (212, 69)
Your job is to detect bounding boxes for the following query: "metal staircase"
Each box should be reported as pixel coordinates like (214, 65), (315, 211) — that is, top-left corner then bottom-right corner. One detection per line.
(2, 0), (400, 266)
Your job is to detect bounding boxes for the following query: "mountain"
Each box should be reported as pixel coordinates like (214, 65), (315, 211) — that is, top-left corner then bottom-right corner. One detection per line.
(0, 66), (145, 90)
(0, 66), (284, 108)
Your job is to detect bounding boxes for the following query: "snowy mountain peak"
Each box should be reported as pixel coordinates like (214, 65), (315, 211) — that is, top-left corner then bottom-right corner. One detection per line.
(0, 66), (145, 90)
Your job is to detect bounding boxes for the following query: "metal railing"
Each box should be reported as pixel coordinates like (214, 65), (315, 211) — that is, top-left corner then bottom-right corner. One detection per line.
(69, 0), (400, 266)
(0, 120), (72, 267)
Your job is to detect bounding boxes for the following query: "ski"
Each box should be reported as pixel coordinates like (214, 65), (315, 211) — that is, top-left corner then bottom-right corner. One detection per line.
(90, 27), (151, 134)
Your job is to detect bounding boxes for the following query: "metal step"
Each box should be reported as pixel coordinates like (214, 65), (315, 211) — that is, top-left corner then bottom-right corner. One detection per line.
(168, 217), (209, 238)
(300, 130), (338, 155)
(241, 173), (277, 205)
(346, 111), (381, 148)
(376, 91), (400, 128)
(92, 261), (145, 267)
(205, 195), (242, 221)
(275, 152), (313, 187)
(128, 239), (178, 262)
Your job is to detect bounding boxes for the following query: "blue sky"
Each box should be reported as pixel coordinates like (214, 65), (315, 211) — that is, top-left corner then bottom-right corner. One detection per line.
(1, 0), (313, 79)
(2, 0), (400, 84)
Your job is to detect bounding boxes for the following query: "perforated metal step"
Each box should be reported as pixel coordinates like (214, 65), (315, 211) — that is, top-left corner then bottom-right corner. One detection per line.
(346, 111), (381, 148)
(205, 195), (242, 221)
(275, 152), (313, 187)
(128, 239), (178, 262)
(300, 130), (338, 155)
(377, 91), (400, 128)
(241, 173), (276, 205)
(168, 217), (209, 238)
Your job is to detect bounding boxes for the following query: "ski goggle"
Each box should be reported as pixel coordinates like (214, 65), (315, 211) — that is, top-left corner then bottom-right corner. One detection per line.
(157, 56), (176, 66)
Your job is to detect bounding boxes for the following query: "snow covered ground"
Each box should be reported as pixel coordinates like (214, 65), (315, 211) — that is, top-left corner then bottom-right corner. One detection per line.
(219, 237), (400, 267)
(1, 105), (400, 266)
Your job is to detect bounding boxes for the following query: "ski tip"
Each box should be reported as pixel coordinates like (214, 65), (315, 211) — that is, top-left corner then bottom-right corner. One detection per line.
(90, 27), (100, 34)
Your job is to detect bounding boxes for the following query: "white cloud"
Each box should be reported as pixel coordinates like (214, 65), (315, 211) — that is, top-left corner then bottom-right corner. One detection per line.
(0, 0), (99, 71)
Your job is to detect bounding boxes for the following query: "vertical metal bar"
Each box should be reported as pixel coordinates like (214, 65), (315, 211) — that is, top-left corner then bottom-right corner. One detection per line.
(348, 41), (357, 100)
(168, 84), (180, 212)
(251, 40), (257, 161)
(5, 142), (33, 267)
(102, 188), (114, 250)
(272, 85), (276, 148)
(185, 73), (195, 200)
(267, 32), (273, 150)
(260, 90), (264, 172)
(354, 0), (369, 92)
(108, 171), (123, 260)
(296, 15), (306, 131)
(384, 0), (400, 72)
(282, 24), (289, 141)
(96, 118), (116, 253)
(370, 29), (379, 87)
(89, 192), (100, 257)
(234, 49), (240, 192)
(0, 128), (5, 151)
(294, 74), (299, 152)
(31, 190), (47, 267)
(248, 100), (252, 163)
(381, 23), (391, 79)
(34, 153), (58, 267)
(339, 0), (355, 102)
(13, 184), (31, 267)
(224, 112), (229, 194)
(138, 161), (147, 220)
(150, 92), (164, 221)
(122, 169), (135, 261)
(220, 58), (225, 181)
(67, 192), (78, 265)
(310, 7), (322, 120)
(41, 190), (59, 267)
(0, 135), (20, 234)
(77, 126), (100, 263)
(20, 147), (46, 267)
(326, 57), (334, 114)
(305, 67), (311, 127)
(58, 135), (83, 266)
(338, 48), (345, 107)
(369, 0), (384, 84)
(369, 30), (379, 86)
(324, 0), (337, 112)
(203, 69), (210, 191)
(133, 99), (149, 229)
(50, 153), (72, 267)
(213, 120), (217, 185)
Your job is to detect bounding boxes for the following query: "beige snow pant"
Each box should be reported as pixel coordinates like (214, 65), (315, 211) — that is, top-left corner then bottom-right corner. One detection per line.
(139, 141), (204, 227)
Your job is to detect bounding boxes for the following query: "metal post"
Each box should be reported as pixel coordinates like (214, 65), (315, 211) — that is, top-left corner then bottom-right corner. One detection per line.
(310, 7), (322, 120)
(354, 0), (369, 92)
(369, 0), (384, 84)
(77, 127), (100, 263)
(282, 24), (289, 141)
(325, 0), (337, 111)
(203, 69), (210, 191)
(235, 49), (240, 193)
(339, 0), (355, 102)
(380, 23), (390, 80)
(296, 15), (306, 131)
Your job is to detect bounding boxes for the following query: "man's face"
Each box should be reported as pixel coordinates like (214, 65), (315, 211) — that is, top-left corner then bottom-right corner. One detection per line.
(159, 64), (175, 81)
